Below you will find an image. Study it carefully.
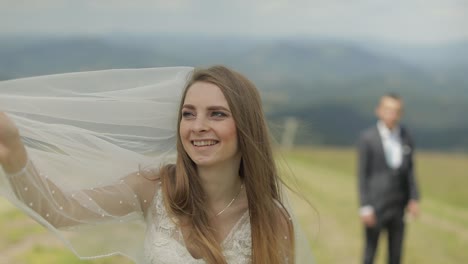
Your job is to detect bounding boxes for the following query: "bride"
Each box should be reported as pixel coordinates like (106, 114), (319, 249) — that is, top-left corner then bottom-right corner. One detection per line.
(0, 65), (313, 263)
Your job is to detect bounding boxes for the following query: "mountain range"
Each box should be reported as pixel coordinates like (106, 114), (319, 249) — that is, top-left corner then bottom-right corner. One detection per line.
(0, 34), (467, 151)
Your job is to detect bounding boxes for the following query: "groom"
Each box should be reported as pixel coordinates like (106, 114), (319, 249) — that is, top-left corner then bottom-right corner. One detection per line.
(357, 93), (420, 264)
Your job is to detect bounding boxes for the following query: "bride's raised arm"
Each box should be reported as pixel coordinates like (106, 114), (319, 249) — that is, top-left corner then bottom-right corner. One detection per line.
(1, 112), (159, 228)
(6, 157), (159, 228)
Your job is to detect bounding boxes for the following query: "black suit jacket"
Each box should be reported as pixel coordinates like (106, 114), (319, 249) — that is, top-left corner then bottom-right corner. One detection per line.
(358, 125), (420, 222)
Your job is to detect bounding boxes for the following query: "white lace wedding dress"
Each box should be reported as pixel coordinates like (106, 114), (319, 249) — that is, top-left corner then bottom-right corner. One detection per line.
(144, 186), (252, 264)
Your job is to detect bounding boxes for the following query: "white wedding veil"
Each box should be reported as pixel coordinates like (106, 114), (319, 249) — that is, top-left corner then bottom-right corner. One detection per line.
(0, 67), (193, 262)
(0, 67), (313, 263)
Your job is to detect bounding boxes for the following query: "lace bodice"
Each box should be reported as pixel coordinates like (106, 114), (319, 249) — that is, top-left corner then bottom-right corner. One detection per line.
(144, 187), (252, 264)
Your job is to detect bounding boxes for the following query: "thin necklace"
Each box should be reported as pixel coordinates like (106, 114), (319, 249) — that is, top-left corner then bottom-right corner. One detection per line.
(215, 183), (244, 216)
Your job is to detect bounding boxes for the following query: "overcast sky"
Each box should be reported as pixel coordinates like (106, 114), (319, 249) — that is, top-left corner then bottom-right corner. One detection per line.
(1, 0), (467, 45)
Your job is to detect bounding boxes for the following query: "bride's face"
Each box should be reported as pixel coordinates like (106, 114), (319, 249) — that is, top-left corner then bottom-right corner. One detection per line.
(179, 81), (240, 168)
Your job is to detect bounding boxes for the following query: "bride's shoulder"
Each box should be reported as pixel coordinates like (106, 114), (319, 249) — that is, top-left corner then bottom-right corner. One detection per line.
(122, 165), (167, 214)
(128, 163), (177, 195)
(125, 167), (160, 188)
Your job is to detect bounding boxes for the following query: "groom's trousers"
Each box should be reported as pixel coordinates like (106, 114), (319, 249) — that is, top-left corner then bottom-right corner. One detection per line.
(363, 209), (405, 264)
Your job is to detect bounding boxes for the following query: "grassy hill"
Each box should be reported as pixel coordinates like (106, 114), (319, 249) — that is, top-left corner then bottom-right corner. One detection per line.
(286, 147), (468, 263)
(1, 147), (467, 263)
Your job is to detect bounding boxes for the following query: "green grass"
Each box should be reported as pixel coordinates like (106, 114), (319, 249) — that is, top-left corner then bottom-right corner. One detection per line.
(0, 209), (43, 248)
(1, 146), (467, 263)
(287, 147), (468, 264)
(18, 245), (132, 264)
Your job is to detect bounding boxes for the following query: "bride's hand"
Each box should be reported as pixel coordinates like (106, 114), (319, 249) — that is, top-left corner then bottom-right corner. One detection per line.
(0, 112), (28, 174)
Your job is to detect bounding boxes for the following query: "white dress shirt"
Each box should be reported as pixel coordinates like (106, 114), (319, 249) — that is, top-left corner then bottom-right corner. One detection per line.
(377, 121), (403, 169)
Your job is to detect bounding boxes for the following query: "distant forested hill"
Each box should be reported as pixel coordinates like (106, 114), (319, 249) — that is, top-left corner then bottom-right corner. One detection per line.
(1, 34), (467, 151)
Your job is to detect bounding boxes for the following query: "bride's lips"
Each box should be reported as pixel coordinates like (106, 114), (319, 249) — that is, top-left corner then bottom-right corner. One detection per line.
(191, 139), (219, 147)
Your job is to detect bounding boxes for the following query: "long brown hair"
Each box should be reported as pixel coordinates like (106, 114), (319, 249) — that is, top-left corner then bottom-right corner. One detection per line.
(160, 65), (294, 263)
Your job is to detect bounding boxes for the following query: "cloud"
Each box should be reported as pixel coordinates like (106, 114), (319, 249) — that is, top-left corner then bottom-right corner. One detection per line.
(0, 0), (466, 44)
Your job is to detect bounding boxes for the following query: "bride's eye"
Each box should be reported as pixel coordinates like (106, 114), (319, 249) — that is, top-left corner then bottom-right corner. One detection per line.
(182, 111), (195, 119)
(211, 111), (227, 118)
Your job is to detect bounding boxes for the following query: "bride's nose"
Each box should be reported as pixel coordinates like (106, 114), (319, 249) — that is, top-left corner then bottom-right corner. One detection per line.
(192, 116), (209, 133)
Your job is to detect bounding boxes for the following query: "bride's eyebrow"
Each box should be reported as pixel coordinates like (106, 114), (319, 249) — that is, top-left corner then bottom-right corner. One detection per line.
(182, 104), (195, 110)
(182, 104), (231, 112)
(207, 106), (230, 112)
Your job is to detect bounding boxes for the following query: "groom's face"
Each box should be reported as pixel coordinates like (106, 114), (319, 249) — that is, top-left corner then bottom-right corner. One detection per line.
(376, 96), (403, 130)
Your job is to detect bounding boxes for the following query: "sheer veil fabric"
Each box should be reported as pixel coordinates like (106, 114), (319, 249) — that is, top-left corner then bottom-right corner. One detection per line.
(0, 68), (313, 263)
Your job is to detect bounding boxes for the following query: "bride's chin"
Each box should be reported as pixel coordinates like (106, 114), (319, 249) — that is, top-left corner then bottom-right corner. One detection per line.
(191, 156), (217, 167)
(193, 159), (212, 166)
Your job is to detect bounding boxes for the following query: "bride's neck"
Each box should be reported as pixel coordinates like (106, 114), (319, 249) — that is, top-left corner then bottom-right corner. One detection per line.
(197, 161), (242, 204)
